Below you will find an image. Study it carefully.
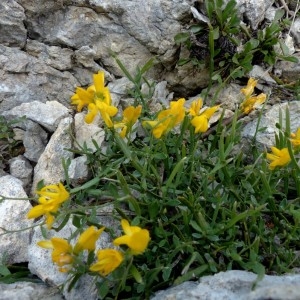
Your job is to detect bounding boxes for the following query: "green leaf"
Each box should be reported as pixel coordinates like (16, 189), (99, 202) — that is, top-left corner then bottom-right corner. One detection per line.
(174, 32), (190, 44)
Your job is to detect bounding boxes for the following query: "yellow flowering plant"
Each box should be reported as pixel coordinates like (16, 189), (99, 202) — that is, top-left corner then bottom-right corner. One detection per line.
(15, 64), (300, 299)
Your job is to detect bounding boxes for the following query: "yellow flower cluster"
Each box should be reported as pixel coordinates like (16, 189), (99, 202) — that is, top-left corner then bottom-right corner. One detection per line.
(35, 216), (150, 276)
(27, 183), (69, 229)
(240, 78), (266, 114)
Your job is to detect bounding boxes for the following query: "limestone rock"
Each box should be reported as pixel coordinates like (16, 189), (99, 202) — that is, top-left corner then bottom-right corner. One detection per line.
(0, 0), (27, 48)
(0, 175), (33, 264)
(290, 18), (300, 46)
(2, 101), (71, 132)
(68, 155), (91, 186)
(152, 270), (300, 300)
(0, 45), (78, 112)
(32, 116), (74, 193)
(9, 155), (33, 190)
(26, 39), (74, 71)
(242, 101), (300, 150)
(74, 112), (105, 153)
(23, 120), (48, 163)
(0, 282), (63, 300)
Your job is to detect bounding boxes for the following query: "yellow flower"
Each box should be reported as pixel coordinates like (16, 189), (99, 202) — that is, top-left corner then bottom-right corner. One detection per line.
(143, 99), (185, 138)
(290, 128), (300, 147)
(90, 249), (124, 276)
(240, 93), (266, 114)
(71, 71), (115, 124)
(27, 183), (70, 229)
(114, 105), (142, 138)
(189, 99), (220, 133)
(241, 78), (257, 98)
(38, 238), (74, 273)
(96, 100), (118, 128)
(266, 147), (291, 170)
(113, 219), (150, 255)
(73, 226), (105, 255)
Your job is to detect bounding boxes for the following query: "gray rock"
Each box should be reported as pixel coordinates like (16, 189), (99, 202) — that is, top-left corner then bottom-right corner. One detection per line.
(2, 101), (71, 132)
(0, 45), (78, 112)
(23, 120), (48, 163)
(9, 155), (33, 190)
(275, 52), (300, 83)
(242, 101), (300, 150)
(0, 0), (27, 48)
(0, 175), (33, 264)
(68, 155), (91, 186)
(26, 39), (74, 71)
(152, 81), (174, 107)
(290, 18), (300, 46)
(32, 116), (74, 193)
(0, 282), (63, 300)
(152, 270), (300, 300)
(74, 112), (105, 153)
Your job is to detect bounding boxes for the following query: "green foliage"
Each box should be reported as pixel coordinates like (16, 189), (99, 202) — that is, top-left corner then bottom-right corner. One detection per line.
(0, 116), (24, 169)
(174, 0), (298, 80)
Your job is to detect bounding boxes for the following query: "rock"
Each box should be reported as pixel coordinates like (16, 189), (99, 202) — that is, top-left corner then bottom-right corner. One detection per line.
(0, 0), (27, 48)
(152, 81), (174, 107)
(0, 45), (78, 112)
(290, 18), (300, 46)
(151, 270), (300, 300)
(26, 39), (74, 71)
(242, 101), (300, 150)
(9, 155), (33, 190)
(275, 52), (300, 83)
(74, 112), (105, 153)
(23, 120), (48, 163)
(249, 65), (277, 84)
(32, 116), (74, 193)
(68, 155), (91, 186)
(0, 282), (63, 300)
(0, 175), (33, 264)
(2, 101), (71, 132)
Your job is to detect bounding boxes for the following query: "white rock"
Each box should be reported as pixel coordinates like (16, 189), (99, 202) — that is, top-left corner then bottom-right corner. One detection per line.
(32, 116), (74, 193)
(74, 112), (105, 153)
(2, 101), (71, 132)
(0, 175), (33, 264)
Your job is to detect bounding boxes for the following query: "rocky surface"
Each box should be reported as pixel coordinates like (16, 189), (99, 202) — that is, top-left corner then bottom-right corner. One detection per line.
(1, 0), (300, 299)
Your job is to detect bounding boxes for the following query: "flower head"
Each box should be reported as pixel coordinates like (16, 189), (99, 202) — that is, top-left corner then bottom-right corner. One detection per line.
(113, 219), (150, 255)
(290, 128), (300, 148)
(241, 78), (257, 98)
(240, 93), (266, 114)
(143, 99), (185, 138)
(38, 238), (73, 272)
(27, 183), (69, 229)
(73, 226), (105, 255)
(71, 71), (116, 124)
(90, 249), (124, 276)
(266, 147), (291, 170)
(114, 105), (142, 138)
(189, 99), (220, 133)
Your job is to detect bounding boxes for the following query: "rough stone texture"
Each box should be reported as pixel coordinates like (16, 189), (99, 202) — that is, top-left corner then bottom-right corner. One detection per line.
(0, 175), (33, 264)
(26, 39), (74, 71)
(290, 17), (300, 46)
(0, 45), (78, 112)
(0, 282), (64, 300)
(23, 120), (48, 163)
(68, 155), (91, 186)
(9, 155), (33, 190)
(151, 270), (300, 300)
(32, 116), (74, 193)
(2, 101), (71, 132)
(242, 101), (300, 150)
(0, 1), (27, 48)
(275, 52), (300, 83)
(74, 112), (105, 153)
